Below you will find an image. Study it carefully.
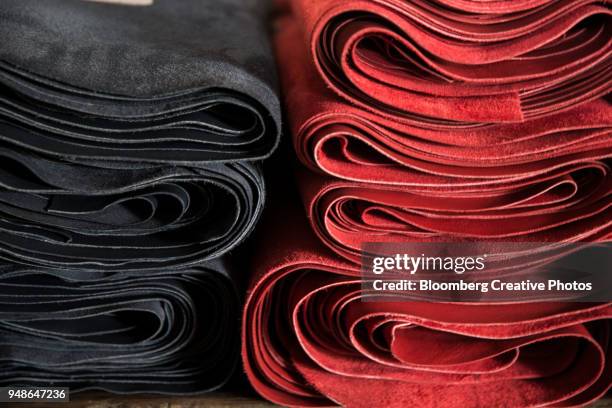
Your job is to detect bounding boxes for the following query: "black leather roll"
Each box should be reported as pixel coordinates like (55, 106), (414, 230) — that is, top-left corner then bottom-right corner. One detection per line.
(0, 0), (280, 269)
(0, 258), (239, 394)
(0, 0), (272, 396)
(0, 0), (280, 165)
(0, 142), (264, 270)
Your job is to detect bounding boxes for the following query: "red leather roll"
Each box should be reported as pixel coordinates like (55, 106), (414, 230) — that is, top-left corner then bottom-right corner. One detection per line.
(277, 19), (612, 264)
(279, 20), (612, 187)
(264, 3), (612, 407)
(298, 167), (611, 263)
(242, 198), (612, 407)
(287, 0), (611, 126)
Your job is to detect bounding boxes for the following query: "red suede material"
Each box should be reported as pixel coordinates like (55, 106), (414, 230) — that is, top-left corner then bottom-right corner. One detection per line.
(286, 0), (611, 125)
(297, 167), (611, 263)
(274, 18), (612, 264)
(241, 197), (612, 407)
(257, 2), (612, 407)
(278, 19), (612, 187)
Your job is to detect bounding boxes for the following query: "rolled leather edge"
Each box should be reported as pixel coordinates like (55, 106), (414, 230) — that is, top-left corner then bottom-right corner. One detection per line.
(0, 142), (266, 271)
(0, 257), (241, 394)
(241, 184), (612, 407)
(0, 0), (282, 164)
(289, 0), (611, 125)
(275, 20), (612, 187)
(296, 166), (612, 264)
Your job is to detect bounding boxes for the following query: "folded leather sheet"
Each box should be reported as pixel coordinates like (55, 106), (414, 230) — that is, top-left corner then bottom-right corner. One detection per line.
(242, 198), (612, 407)
(0, 0), (280, 269)
(288, 0), (611, 126)
(276, 19), (612, 264)
(260, 3), (612, 406)
(0, 0), (280, 164)
(0, 258), (238, 393)
(279, 21), (612, 187)
(0, 143), (263, 270)
(298, 166), (612, 263)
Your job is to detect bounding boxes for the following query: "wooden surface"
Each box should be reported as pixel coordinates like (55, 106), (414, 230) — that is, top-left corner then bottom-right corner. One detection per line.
(595, 399), (612, 408)
(68, 393), (276, 408)
(12, 393), (612, 408)
(14, 391), (277, 408)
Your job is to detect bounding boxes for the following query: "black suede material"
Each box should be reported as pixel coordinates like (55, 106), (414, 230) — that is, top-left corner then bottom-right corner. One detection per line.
(0, 141), (264, 270)
(0, 0), (280, 164)
(0, 0), (277, 394)
(0, 0), (279, 270)
(0, 258), (240, 394)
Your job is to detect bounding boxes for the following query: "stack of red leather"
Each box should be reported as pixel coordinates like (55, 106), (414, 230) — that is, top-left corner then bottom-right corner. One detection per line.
(243, 202), (611, 407)
(243, 0), (612, 406)
(292, 0), (610, 124)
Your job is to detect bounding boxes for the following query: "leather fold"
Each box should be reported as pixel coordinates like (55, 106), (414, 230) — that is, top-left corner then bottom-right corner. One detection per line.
(0, 258), (239, 394)
(291, 0), (611, 126)
(0, 0), (281, 269)
(0, 0), (279, 395)
(0, 0), (281, 164)
(242, 194), (612, 407)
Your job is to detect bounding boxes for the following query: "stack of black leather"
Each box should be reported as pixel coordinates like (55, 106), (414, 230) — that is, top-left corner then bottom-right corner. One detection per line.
(0, 0), (280, 394)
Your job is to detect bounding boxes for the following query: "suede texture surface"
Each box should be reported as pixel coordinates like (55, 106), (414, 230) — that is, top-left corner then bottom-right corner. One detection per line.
(0, 0), (279, 395)
(0, 143), (265, 271)
(279, 20), (612, 187)
(0, 0), (281, 270)
(242, 190), (612, 407)
(0, 0), (281, 164)
(297, 166), (611, 263)
(242, 1), (612, 407)
(289, 0), (611, 126)
(0, 258), (239, 394)
(275, 16), (612, 264)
